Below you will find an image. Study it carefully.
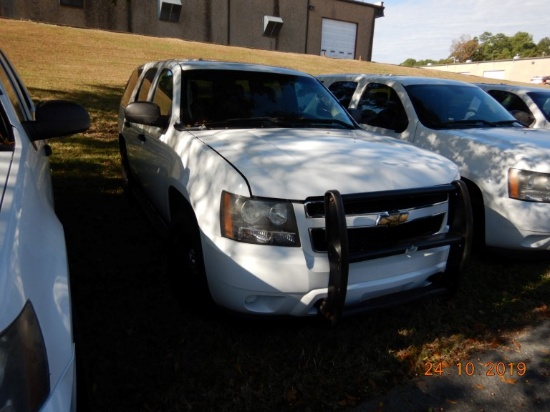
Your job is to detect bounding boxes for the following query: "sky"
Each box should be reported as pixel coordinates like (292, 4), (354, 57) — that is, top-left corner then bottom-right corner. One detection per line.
(371, 0), (549, 64)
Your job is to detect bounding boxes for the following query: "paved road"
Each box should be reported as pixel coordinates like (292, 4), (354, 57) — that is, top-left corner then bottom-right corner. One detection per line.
(354, 320), (550, 411)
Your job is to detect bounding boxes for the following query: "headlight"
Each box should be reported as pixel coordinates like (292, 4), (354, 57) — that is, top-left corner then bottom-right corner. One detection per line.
(0, 301), (50, 412)
(221, 191), (300, 247)
(509, 168), (550, 202)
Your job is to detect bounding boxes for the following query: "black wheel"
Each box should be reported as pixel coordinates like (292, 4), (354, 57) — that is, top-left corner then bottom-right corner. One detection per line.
(462, 179), (486, 254)
(118, 136), (131, 183)
(167, 210), (215, 312)
(118, 136), (138, 204)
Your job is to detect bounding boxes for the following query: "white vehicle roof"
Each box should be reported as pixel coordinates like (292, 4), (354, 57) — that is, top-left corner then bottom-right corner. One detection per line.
(476, 82), (550, 94)
(317, 73), (479, 88)
(141, 59), (310, 77)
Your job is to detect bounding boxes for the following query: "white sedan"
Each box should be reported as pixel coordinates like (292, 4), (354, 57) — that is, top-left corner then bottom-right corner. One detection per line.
(0, 49), (89, 411)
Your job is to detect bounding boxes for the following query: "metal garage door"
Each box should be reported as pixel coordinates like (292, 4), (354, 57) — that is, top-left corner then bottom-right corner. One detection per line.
(320, 19), (357, 59)
(483, 70), (506, 80)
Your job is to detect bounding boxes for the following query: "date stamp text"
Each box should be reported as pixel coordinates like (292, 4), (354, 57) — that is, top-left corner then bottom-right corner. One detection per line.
(424, 361), (527, 377)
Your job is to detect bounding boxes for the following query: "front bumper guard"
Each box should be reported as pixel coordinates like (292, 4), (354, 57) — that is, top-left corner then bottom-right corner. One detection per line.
(318, 181), (472, 326)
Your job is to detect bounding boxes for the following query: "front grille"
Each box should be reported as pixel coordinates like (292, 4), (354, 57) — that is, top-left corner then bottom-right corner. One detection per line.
(310, 213), (445, 254)
(304, 185), (456, 261)
(305, 191), (448, 218)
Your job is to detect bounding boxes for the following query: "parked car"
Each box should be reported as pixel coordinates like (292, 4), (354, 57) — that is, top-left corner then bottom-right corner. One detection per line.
(318, 74), (550, 252)
(0, 49), (89, 411)
(476, 83), (550, 129)
(118, 60), (471, 323)
(530, 75), (550, 85)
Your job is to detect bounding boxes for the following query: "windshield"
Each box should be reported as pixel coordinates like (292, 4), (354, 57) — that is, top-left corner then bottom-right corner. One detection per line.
(179, 70), (355, 129)
(405, 84), (520, 129)
(527, 91), (550, 122)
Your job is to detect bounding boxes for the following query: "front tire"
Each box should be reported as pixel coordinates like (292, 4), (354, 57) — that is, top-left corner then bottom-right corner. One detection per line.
(167, 210), (214, 313)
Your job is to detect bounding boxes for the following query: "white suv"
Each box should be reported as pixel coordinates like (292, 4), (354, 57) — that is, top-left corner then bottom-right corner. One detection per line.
(318, 73), (550, 252)
(0, 50), (89, 410)
(476, 83), (550, 129)
(118, 60), (471, 322)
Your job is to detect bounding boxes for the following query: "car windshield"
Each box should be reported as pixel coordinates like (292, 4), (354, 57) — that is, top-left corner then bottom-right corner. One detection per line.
(179, 70), (355, 129)
(527, 90), (550, 121)
(405, 84), (520, 129)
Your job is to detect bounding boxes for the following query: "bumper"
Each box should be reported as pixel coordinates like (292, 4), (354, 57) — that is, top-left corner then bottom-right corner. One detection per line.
(485, 197), (550, 250)
(40, 345), (76, 412)
(204, 235), (451, 317)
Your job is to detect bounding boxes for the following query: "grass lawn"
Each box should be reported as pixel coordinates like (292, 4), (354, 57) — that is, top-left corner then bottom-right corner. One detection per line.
(2, 18), (549, 411)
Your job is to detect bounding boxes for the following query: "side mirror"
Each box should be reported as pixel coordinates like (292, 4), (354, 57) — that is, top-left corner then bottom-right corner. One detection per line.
(23, 100), (90, 141)
(124, 102), (161, 126)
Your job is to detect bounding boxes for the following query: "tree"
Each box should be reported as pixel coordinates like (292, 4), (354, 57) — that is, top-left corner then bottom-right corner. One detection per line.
(449, 34), (479, 62)
(537, 37), (550, 57)
(401, 58), (418, 67)
(510, 32), (537, 58)
(399, 31), (550, 65)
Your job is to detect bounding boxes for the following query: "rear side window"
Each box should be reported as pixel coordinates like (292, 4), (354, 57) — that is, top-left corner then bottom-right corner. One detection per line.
(120, 68), (143, 108)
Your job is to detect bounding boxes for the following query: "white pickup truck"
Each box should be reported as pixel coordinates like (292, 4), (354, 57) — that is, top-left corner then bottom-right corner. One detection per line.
(118, 60), (470, 322)
(318, 74), (550, 252)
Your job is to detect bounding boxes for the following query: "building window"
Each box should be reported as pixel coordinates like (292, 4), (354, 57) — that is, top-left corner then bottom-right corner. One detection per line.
(159, 0), (182, 23)
(60, 0), (84, 7)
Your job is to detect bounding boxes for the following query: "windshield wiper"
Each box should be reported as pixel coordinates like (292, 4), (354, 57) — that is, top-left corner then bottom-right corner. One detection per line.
(281, 116), (355, 129)
(492, 120), (523, 127)
(437, 119), (498, 128)
(310, 118), (355, 129)
(197, 117), (284, 129)
(192, 116), (354, 130)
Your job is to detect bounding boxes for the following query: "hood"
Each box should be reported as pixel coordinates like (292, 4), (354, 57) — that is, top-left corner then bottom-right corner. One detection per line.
(195, 128), (459, 199)
(437, 126), (550, 172)
(440, 126), (550, 151)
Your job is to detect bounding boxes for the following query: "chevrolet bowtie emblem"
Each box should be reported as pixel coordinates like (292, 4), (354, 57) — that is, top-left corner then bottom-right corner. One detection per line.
(377, 211), (409, 226)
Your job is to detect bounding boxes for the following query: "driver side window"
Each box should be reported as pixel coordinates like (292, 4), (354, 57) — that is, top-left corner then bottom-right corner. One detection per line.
(358, 83), (408, 133)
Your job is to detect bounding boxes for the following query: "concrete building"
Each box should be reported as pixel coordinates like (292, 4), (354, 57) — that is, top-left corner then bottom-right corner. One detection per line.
(422, 57), (550, 84)
(0, 0), (385, 61)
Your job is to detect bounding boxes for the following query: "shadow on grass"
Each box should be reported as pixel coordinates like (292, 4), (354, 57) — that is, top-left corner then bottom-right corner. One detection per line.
(28, 84), (123, 114)
(45, 86), (550, 412)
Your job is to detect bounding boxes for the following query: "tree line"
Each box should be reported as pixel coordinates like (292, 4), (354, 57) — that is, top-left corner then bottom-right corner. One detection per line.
(401, 31), (550, 67)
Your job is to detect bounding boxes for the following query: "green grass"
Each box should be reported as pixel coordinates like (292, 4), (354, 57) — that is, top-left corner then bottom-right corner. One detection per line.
(2, 18), (549, 412)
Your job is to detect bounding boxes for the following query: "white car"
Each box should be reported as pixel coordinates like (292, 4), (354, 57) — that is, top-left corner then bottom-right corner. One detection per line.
(118, 60), (471, 323)
(0, 50), (89, 410)
(476, 83), (550, 129)
(318, 73), (550, 252)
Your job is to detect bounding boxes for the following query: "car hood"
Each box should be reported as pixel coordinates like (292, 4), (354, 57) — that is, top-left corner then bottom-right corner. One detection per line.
(437, 126), (550, 169)
(441, 126), (550, 150)
(195, 128), (459, 199)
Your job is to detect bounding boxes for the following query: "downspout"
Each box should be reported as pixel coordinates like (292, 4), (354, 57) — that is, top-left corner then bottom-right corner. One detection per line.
(205, 0), (212, 42)
(305, 0), (311, 54)
(126, 0), (132, 32)
(274, 0), (280, 50)
(227, 0), (231, 45)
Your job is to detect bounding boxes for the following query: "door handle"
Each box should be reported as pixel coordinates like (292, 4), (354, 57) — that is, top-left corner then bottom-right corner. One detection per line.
(138, 134), (146, 142)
